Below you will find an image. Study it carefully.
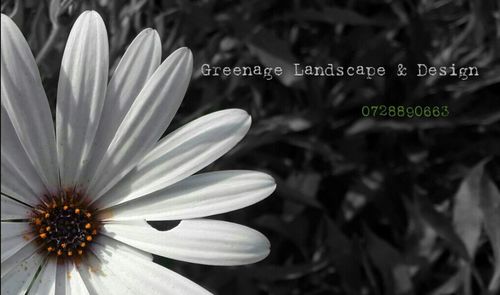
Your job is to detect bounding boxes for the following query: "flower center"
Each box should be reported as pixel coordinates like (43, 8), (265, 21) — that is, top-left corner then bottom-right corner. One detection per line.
(30, 189), (99, 258)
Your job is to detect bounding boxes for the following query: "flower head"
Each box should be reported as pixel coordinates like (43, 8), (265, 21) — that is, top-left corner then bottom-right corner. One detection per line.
(1, 11), (275, 294)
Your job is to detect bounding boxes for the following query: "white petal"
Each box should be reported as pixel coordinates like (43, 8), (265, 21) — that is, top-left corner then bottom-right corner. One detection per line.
(94, 234), (153, 261)
(1, 160), (39, 206)
(0, 251), (45, 295)
(87, 47), (193, 200)
(103, 219), (271, 266)
(54, 259), (89, 295)
(1, 241), (41, 278)
(1, 195), (31, 221)
(1, 106), (47, 205)
(82, 28), (161, 187)
(92, 236), (212, 294)
(103, 171), (275, 221)
(0, 14), (59, 189)
(28, 258), (56, 295)
(1, 222), (35, 262)
(76, 251), (135, 295)
(56, 11), (109, 187)
(96, 109), (251, 208)
(79, 236), (150, 294)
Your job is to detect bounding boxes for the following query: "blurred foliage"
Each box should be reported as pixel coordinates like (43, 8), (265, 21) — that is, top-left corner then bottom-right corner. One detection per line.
(2, 0), (500, 294)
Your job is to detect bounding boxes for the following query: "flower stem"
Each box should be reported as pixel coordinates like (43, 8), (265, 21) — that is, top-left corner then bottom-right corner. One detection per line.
(36, 24), (60, 65)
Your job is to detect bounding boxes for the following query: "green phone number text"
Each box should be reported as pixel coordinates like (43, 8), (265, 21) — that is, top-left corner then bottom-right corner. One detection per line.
(361, 105), (449, 118)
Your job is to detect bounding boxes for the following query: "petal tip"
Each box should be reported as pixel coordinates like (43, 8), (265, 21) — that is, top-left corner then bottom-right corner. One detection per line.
(1, 13), (14, 27)
(178, 46), (191, 53)
(176, 47), (193, 61)
(87, 10), (101, 17)
(224, 108), (251, 122)
(251, 232), (271, 263)
(77, 10), (91, 18)
(262, 173), (277, 196)
(270, 181), (277, 193)
(140, 27), (154, 35)
(262, 234), (271, 248)
(262, 172), (277, 188)
(245, 112), (252, 127)
(134, 28), (161, 55)
(77, 10), (104, 25)
(147, 28), (161, 44)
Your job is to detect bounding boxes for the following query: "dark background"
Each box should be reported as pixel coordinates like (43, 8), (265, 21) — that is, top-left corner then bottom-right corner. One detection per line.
(2, 0), (500, 294)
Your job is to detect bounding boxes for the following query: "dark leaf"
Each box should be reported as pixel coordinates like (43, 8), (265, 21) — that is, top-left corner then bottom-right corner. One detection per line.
(479, 172), (500, 293)
(452, 160), (488, 258)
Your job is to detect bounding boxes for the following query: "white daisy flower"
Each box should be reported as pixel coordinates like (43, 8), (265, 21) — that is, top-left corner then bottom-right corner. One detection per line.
(1, 10), (276, 294)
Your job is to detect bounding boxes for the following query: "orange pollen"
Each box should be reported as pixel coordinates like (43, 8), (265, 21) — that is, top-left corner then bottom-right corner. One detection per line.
(30, 188), (101, 260)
